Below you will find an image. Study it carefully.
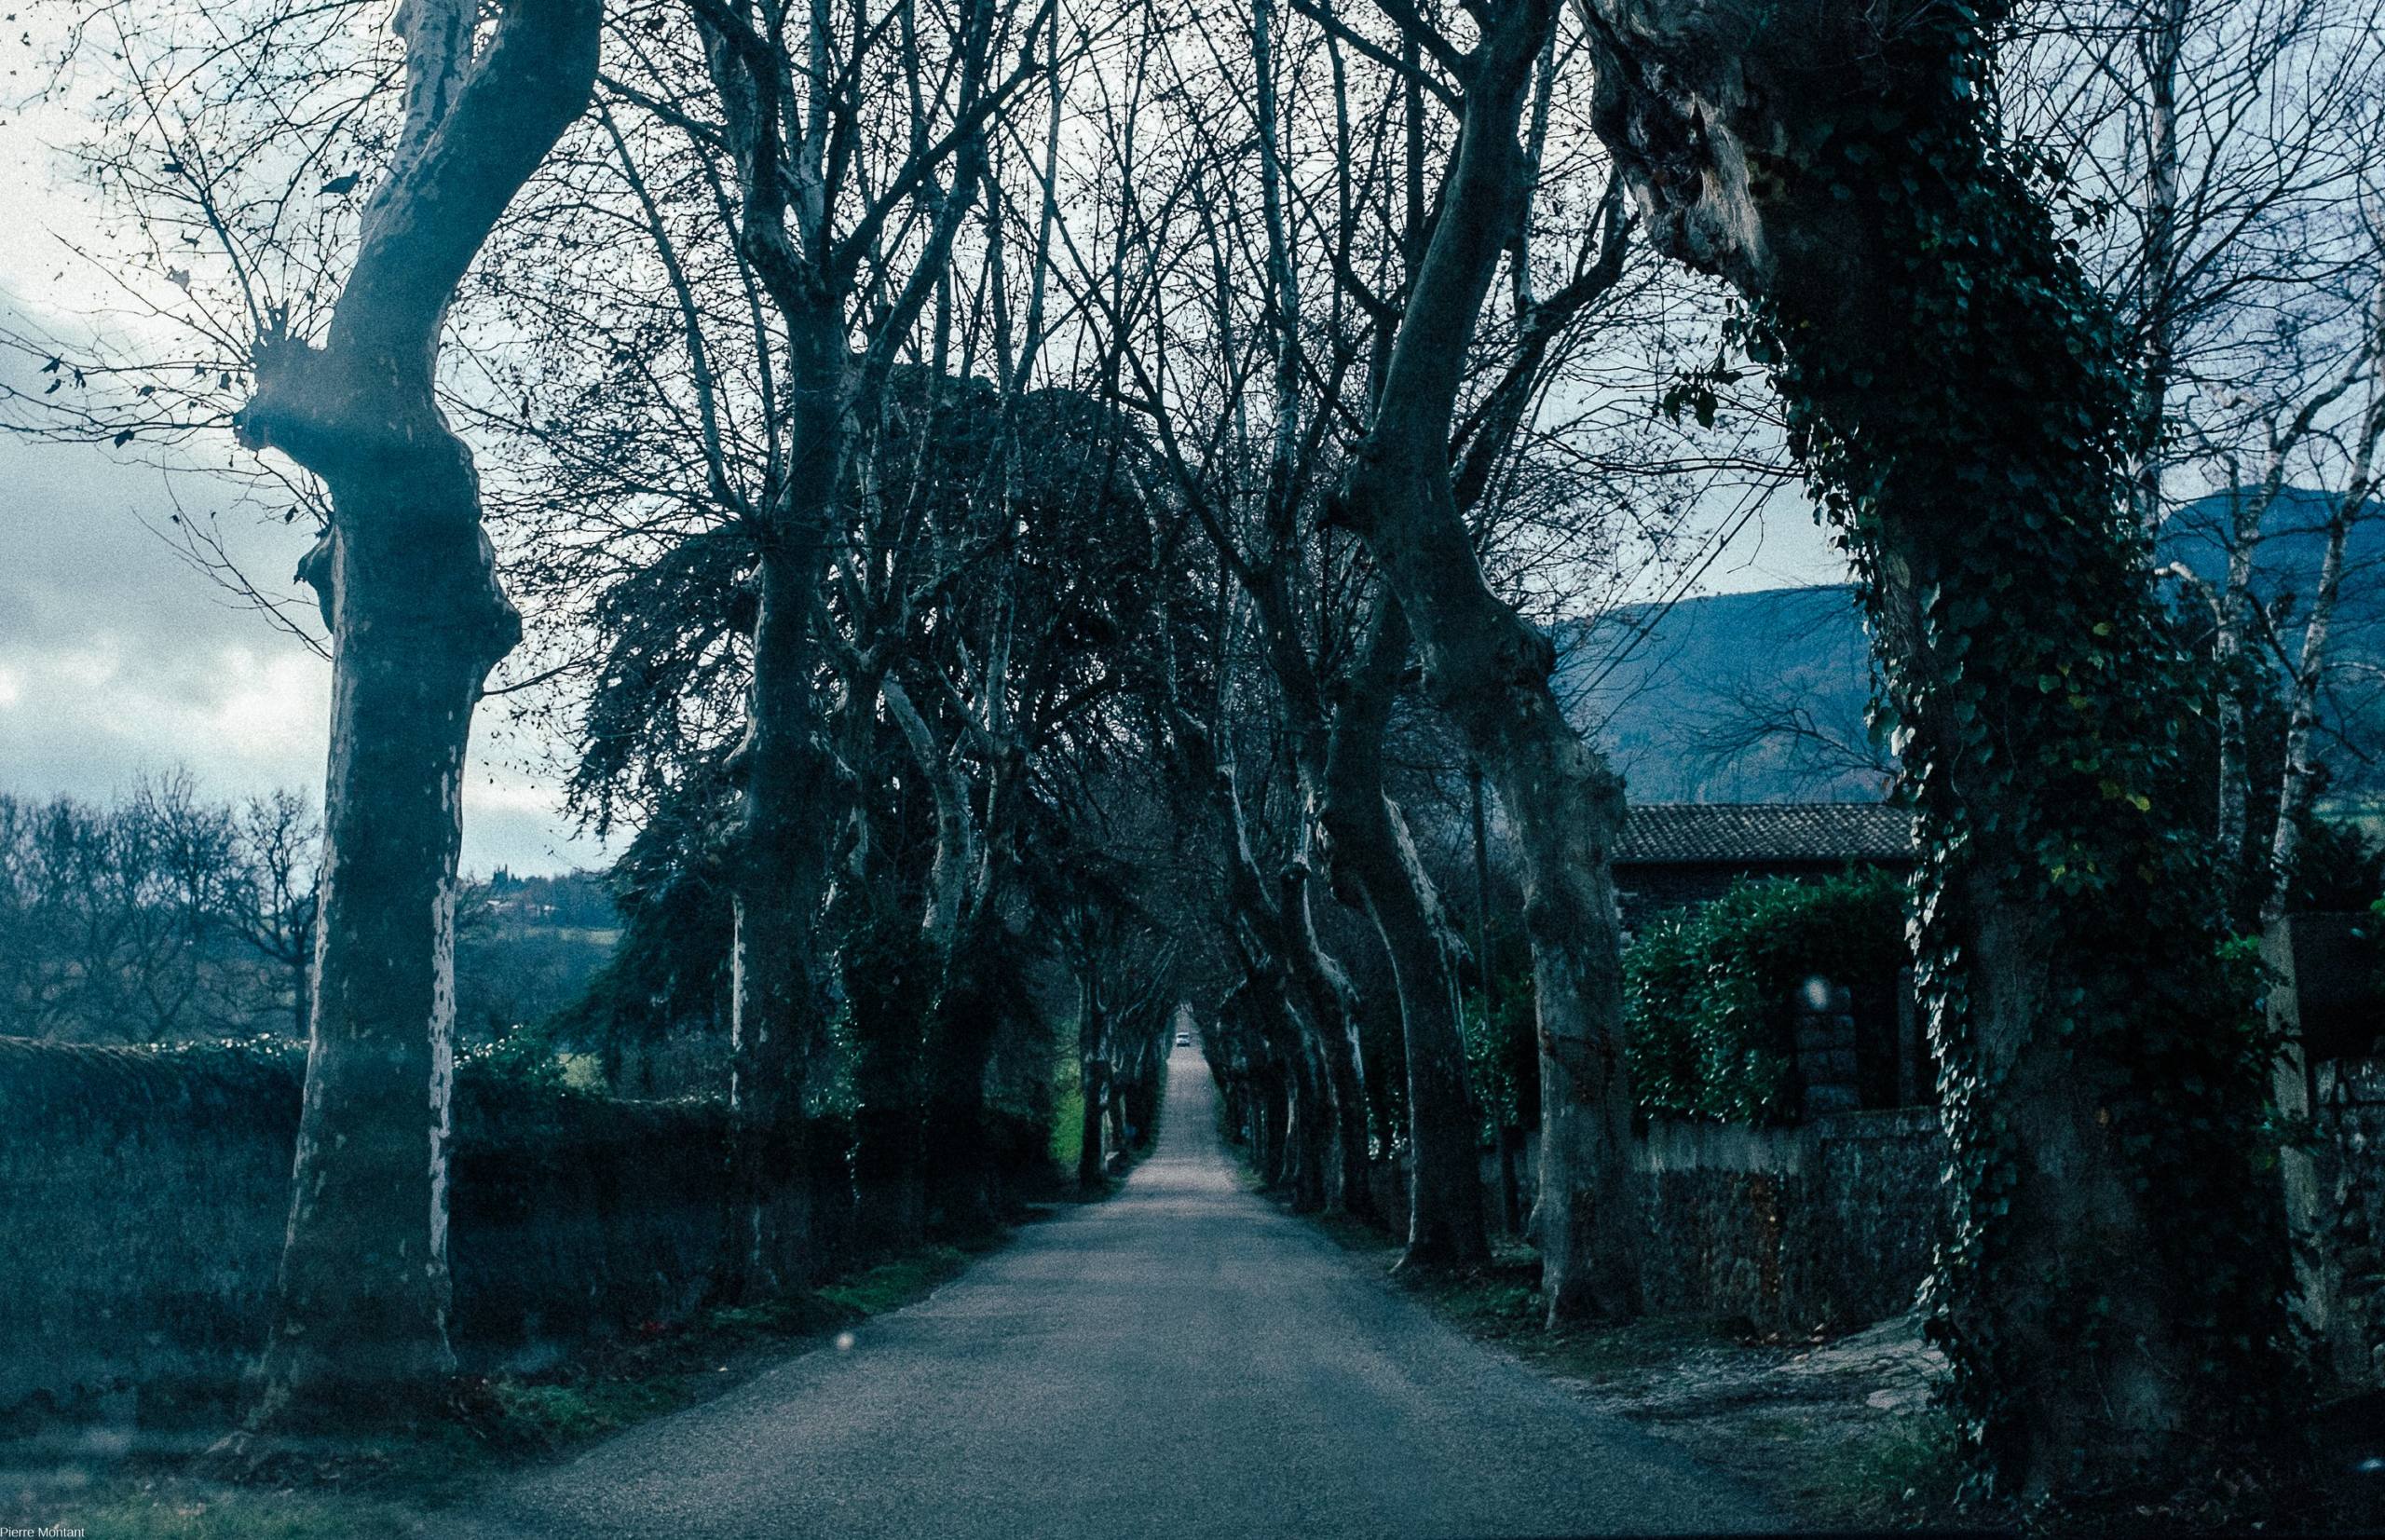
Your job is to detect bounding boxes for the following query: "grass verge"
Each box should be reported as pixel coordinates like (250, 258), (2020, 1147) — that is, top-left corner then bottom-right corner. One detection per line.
(5, 1238), (997, 1539)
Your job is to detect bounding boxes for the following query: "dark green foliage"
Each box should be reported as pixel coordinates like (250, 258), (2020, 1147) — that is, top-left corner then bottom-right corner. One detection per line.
(1623, 871), (1908, 1124)
(2285, 820), (2385, 915)
(1459, 966), (1537, 1141)
(549, 774), (735, 1088)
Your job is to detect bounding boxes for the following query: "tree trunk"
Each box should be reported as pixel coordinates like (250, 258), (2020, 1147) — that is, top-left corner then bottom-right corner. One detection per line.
(2264, 289), (2385, 925)
(720, 281), (851, 1295)
(1079, 1052), (1109, 1191)
(830, 669), (931, 1256)
(1336, 0), (1639, 1323)
(2214, 489), (2260, 887)
(2129, 0), (2188, 532)
(1284, 1026), (1332, 1213)
(843, 906), (931, 1254)
(727, 539), (838, 1294)
(1587, 0), (2290, 1493)
(1319, 597), (1489, 1266)
(923, 917), (1008, 1233)
(1498, 1125), (1525, 1235)
(1279, 851), (1376, 1220)
(1256, 1060), (1287, 1185)
(218, 0), (597, 1442)
(247, 473), (514, 1431)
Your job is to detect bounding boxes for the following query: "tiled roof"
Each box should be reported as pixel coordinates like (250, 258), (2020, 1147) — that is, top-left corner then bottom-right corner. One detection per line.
(1613, 802), (1914, 865)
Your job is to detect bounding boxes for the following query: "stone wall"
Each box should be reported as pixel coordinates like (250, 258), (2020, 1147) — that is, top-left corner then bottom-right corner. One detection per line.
(2265, 915), (2385, 1393)
(0, 1037), (768, 1420)
(1635, 1108), (1945, 1335)
(1359, 1109), (1946, 1336)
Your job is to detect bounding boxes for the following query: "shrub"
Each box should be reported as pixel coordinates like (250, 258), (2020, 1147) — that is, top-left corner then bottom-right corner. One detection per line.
(1624, 868), (1909, 1124)
(1458, 968), (1538, 1143)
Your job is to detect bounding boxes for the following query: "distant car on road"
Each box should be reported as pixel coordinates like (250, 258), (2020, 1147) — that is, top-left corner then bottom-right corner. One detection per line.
(1176, 1032), (1192, 1047)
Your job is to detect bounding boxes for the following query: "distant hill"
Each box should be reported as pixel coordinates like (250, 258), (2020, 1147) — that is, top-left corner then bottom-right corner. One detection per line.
(1563, 487), (2385, 807)
(1563, 584), (1884, 805)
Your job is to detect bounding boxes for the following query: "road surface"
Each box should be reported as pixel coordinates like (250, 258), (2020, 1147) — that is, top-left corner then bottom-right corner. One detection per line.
(457, 1038), (1777, 1538)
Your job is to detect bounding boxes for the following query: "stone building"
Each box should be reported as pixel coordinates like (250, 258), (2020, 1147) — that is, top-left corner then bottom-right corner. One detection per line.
(1615, 802), (1922, 1116)
(1611, 801), (1915, 936)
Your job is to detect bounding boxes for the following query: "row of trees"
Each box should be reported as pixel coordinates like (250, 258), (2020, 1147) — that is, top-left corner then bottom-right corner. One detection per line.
(5, 0), (2382, 1508)
(0, 777), (317, 1041)
(0, 777), (620, 1051)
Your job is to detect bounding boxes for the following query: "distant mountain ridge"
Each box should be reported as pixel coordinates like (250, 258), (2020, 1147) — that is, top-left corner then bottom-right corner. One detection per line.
(1563, 584), (1883, 805)
(1563, 488), (2385, 807)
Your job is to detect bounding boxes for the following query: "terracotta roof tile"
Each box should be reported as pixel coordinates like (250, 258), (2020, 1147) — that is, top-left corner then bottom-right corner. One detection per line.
(1614, 802), (1914, 865)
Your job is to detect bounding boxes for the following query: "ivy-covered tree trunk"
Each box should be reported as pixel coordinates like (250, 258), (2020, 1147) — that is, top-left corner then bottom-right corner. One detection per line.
(1588, 0), (2290, 1496)
(219, 0), (597, 1446)
(1338, 0), (1641, 1324)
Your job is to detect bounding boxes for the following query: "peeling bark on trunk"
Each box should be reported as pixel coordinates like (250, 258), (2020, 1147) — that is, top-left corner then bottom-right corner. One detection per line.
(1336, 0), (1640, 1323)
(727, 531), (839, 1293)
(1278, 847), (1375, 1219)
(1282, 1011), (1334, 1213)
(1319, 596), (1488, 1266)
(218, 0), (598, 1439)
(721, 296), (847, 1295)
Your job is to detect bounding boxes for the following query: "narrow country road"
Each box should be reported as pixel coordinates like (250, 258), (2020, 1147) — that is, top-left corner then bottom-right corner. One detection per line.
(458, 1041), (1778, 1539)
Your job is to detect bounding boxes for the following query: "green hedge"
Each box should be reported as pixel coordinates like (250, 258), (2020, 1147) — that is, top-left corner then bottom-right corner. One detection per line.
(1624, 869), (1909, 1124)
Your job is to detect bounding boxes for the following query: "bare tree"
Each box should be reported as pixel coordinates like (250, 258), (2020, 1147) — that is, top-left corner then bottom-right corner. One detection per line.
(2265, 260), (2385, 920)
(202, 0), (602, 1440)
(225, 789), (323, 1038)
(1315, 0), (1649, 1322)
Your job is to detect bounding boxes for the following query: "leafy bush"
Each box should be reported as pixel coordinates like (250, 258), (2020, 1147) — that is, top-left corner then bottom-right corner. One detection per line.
(1623, 869), (1909, 1124)
(1459, 968), (1538, 1142)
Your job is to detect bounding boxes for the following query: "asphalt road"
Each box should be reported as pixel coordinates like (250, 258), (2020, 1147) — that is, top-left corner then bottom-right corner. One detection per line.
(458, 1039), (1777, 1539)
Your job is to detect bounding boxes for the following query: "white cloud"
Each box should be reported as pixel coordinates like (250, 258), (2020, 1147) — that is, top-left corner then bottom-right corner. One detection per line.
(0, 433), (608, 874)
(205, 648), (330, 760)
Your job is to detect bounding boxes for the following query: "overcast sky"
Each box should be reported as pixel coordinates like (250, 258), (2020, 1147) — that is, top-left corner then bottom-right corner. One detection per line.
(0, 72), (1846, 879)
